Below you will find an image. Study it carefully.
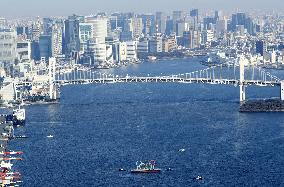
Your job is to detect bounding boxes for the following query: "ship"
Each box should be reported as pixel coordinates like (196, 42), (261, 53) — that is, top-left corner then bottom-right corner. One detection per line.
(131, 160), (161, 173)
(12, 106), (26, 126)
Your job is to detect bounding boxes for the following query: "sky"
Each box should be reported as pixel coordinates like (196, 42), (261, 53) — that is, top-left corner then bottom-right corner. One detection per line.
(0, 0), (283, 17)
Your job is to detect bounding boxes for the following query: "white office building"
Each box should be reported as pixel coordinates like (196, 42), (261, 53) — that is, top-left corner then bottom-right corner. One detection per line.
(86, 17), (108, 44)
(126, 41), (138, 61)
(0, 28), (17, 64)
(16, 40), (31, 62)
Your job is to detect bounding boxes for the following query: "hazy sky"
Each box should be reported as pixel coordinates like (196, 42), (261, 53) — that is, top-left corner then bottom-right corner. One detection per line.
(1, 0), (283, 17)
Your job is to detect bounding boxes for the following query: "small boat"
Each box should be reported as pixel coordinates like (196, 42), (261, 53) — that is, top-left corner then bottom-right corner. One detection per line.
(47, 135), (53, 138)
(131, 160), (161, 173)
(195, 176), (203, 180)
(12, 105), (26, 126)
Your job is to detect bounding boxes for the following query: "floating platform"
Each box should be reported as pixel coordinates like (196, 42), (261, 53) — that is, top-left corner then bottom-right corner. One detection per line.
(240, 99), (284, 112)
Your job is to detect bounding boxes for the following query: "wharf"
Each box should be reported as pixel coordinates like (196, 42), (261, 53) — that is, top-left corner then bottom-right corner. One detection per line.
(0, 115), (12, 152)
(240, 99), (284, 112)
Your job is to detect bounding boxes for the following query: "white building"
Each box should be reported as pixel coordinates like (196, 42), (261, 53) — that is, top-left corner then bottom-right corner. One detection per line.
(88, 39), (107, 63)
(0, 28), (17, 64)
(126, 41), (138, 61)
(0, 18), (6, 27)
(202, 30), (214, 44)
(86, 17), (108, 44)
(131, 17), (143, 38)
(51, 23), (63, 57)
(112, 42), (127, 63)
(16, 40), (31, 62)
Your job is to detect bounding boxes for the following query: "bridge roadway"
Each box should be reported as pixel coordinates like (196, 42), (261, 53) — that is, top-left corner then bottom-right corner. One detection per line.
(53, 76), (281, 87)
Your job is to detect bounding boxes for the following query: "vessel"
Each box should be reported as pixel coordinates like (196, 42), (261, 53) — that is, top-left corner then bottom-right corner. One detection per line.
(131, 160), (161, 173)
(12, 106), (25, 126)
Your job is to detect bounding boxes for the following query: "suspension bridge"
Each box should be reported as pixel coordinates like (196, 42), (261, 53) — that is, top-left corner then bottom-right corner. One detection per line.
(47, 57), (284, 103)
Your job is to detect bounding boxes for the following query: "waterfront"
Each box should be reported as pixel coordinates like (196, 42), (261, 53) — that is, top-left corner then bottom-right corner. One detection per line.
(7, 58), (284, 186)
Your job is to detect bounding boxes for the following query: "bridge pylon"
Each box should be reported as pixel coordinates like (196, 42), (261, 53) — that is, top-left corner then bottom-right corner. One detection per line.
(281, 81), (284, 101)
(48, 57), (57, 100)
(239, 56), (246, 103)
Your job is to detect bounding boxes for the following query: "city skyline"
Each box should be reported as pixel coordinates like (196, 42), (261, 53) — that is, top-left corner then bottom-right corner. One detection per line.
(1, 0), (283, 18)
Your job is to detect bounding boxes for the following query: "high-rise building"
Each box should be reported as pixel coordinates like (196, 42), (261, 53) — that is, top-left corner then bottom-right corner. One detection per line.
(172, 11), (185, 32)
(140, 14), (155, 36)
(0, 18), (6, 27)
(176, 21), (189, 37)
(256, 40), (266, 56)
(183, 30), (200, 49)
(125, 41), (138, 61)
(112, 42), (127, 63)
(131, 17), (143, 38)
(87, 38), (107, 64)
(86, 16), (108, 44)
(0, 28), (17, 64)
(39, 35), (52, 59)
(190, 9), (199, 30)
(231, 13), (246, 31)
(51, 23), (63, 57)
(16, 39), (31, 62)
(216, 18), (228, 37)
(149, 35), (162, 53)
(156, 12), (167, 34)
(31, 17), (42, 41)
(64, 15), (80, 54)
(43, 18), (53, 35)
(165, 18), (174, 35)
(202, 30), (214, 44)
(137, 40), (149, 55)
(120, 19), (133, 41)
(16, 26), (29, 37)
(79, 23), (94, 53)
(203, 17), (216, 30)
(214, 11), (223, 22)
(109, 16), (118, 30)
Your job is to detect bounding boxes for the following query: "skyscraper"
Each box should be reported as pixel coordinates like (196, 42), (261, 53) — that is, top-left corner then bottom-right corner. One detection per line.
(256, 40), (266, 56)
(86, 16), (108, 44)
(64, 15), (80, 54)
(0, 28), (17, 64)
(31, 17), (42, 41)
(79, 22), (94, 53)
(39, 35), (52, 59)
(156, 12), (167, 34)
(131, 17), (143, 38)
(51, 22), (63, 56)
(172, 11), (185, 33)
(190, 9), (199, 31)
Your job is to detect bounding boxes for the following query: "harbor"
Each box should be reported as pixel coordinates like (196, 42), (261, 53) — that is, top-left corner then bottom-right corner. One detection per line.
(0, 114), (23, 186)
(2, 58), (283, 186)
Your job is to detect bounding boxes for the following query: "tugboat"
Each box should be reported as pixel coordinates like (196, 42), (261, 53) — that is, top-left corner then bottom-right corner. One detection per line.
(12, 106), (25, 126)
(131, 160), (161, 173)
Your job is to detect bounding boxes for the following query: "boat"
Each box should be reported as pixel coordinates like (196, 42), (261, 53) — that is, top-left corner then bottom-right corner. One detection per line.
(12, 106), (25, 126)
(148, 56), (157, 61)
(131, 160), (161, 173)
(47, 135), (53, 138)
(195, 176), (203, 180)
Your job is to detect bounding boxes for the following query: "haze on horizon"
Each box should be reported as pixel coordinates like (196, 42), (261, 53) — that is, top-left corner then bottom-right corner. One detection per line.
(1, 0), (283, 18)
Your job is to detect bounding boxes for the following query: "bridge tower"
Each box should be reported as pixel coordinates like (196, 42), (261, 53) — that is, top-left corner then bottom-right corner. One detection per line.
(48, 57), (57, 100)
(239, 56), (246, 103)
(281, 81), (284, 101)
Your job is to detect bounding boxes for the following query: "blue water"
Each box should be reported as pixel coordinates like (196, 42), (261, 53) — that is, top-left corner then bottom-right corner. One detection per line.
(7, 58), (284, 186)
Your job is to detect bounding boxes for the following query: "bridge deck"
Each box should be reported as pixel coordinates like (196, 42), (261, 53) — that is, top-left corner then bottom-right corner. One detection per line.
(53, 77), (280, 87)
